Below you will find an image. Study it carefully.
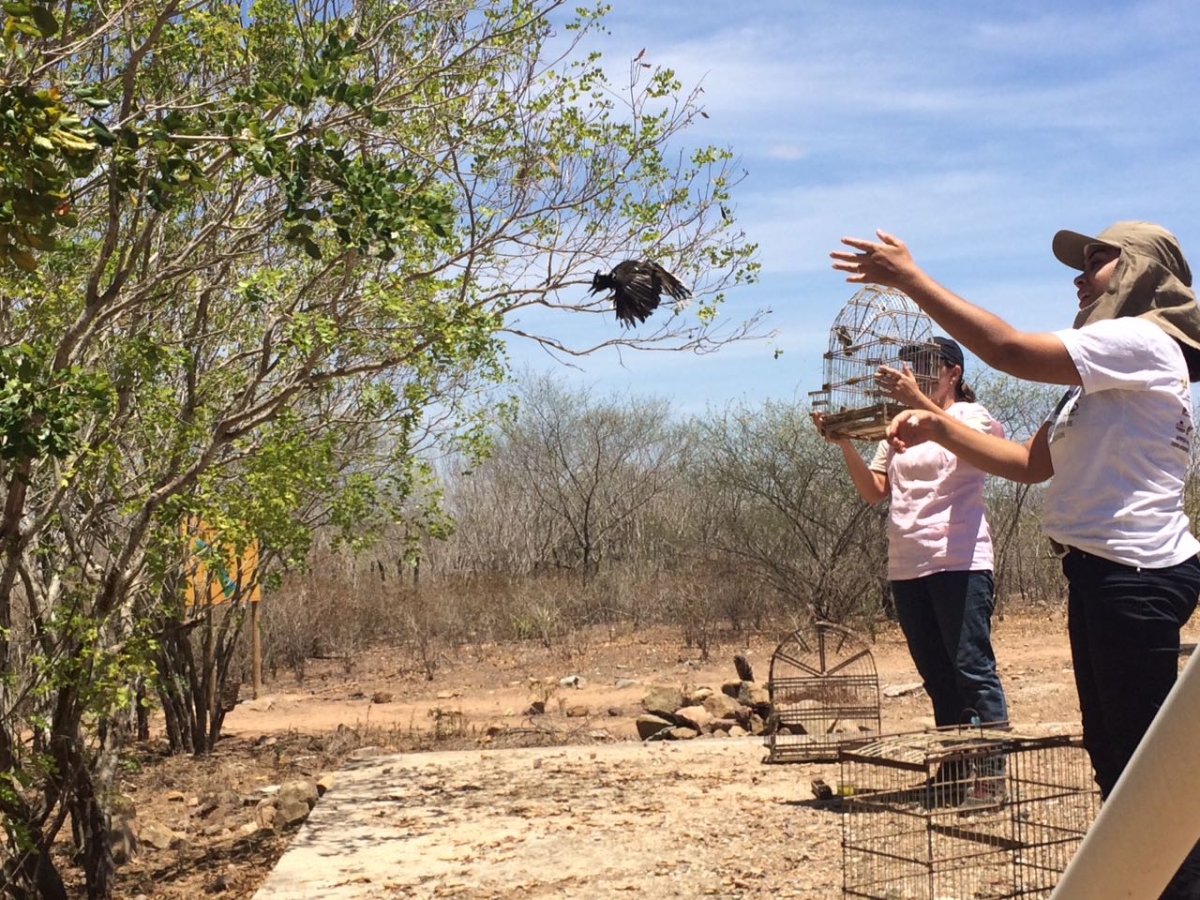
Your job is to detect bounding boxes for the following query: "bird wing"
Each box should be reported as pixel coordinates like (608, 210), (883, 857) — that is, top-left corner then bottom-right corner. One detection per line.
(610, 261), (661, 325)
(603, 260), (692, 326)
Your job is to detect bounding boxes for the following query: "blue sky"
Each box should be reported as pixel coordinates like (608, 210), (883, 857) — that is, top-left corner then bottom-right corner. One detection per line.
(502, 0), (1200, 415)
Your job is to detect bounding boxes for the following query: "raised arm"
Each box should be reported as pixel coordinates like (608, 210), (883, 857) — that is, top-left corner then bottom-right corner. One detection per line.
(832, 231), (1082, 387)
(812, 412), (888, 504)
(887, 409), (1054, 484)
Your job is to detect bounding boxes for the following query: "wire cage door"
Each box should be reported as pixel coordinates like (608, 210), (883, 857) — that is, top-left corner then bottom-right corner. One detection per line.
(764, 621), (881, 763)
(811, 286), (942, 441)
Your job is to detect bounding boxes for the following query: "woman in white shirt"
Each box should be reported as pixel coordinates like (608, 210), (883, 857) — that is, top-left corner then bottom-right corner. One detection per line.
(832, 220), (1200, 900)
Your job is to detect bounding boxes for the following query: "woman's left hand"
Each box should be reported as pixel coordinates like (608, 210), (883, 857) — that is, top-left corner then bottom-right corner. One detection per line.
(875, 363), (923, 407)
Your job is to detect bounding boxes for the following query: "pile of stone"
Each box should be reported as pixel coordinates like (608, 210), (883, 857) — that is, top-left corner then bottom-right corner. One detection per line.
(634, 672), (774, 742)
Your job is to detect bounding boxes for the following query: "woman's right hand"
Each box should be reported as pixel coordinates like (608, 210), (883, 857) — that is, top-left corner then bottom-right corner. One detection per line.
(875, 363), (924, 407)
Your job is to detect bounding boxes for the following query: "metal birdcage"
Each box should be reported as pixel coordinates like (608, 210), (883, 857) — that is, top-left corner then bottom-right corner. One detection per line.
(811, 286), (942, 441)
(763, 622), (881, 763)
(840, 729), (1099, 899)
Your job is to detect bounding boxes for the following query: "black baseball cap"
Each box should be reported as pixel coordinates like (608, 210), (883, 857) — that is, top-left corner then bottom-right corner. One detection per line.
(899, 337), (964, 371)
(932, 336), (964, 370)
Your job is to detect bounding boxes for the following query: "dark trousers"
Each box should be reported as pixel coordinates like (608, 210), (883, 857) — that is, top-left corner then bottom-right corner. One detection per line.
(891, 570), (1008, 727)
(1063, 550), (1200, 900)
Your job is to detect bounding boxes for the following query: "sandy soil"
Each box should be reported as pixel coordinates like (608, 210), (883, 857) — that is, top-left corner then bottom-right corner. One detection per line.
(100, 609), (1200, 899)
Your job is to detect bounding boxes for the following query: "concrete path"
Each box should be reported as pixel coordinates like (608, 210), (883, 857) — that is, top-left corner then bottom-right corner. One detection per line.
(251, 737), (842, 900)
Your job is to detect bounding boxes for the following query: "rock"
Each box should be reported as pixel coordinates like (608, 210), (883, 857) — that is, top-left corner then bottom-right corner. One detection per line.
(276, 795), (311, 827)
(703, 692), (741, 719)
(674, 704), (714, 731)
(371, 690), (393, 704)
(235, 821), (261, 838)
(883, 682), (924, 698)
(526, 700), (546, 716)
(254, 799), (279, 831)
(641, 685), (684, 718)
(722, 680), (770, 707)
(635, 714), (674, 740)
(195, 790), (239, 821)
(683, 686), (714, 706)
(565, 704), (589, 718)
(278, 780), (319, 811)
(137, 820), (181, 851)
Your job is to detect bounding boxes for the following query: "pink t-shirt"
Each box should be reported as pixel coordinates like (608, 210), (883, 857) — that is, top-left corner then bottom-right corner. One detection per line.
(869, 402), (1002, 581)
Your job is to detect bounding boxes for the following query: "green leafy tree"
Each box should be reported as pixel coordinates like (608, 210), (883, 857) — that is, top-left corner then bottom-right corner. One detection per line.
(0, 1), (761, 896)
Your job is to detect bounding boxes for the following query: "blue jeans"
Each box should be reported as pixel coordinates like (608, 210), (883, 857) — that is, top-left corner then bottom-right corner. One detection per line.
(890, 570), (1008, 727)
(1063, 550), (1200, 900)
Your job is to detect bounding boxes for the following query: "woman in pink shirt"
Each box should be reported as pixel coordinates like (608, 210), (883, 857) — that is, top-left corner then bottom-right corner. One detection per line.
(813, 338), (1009, 745)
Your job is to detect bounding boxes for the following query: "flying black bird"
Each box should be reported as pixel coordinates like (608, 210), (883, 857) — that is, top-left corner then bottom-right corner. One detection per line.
(589, 259), (692, 326)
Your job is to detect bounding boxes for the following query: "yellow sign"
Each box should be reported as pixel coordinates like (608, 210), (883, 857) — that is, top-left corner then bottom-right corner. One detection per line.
(183, 519), (261, 606)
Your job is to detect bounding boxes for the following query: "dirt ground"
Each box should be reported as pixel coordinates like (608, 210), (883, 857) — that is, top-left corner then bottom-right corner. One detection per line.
(96, 608), (1200, 899)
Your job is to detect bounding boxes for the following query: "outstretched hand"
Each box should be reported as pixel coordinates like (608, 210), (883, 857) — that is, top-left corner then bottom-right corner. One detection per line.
(830, 230), (919, 288)
(886, 408), (941, 453)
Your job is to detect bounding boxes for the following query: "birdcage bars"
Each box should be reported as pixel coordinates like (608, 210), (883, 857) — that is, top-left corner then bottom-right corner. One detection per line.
(812, 286), (942, 441)
(764, 622), (881, 763)
(840, 730), (1099, 900)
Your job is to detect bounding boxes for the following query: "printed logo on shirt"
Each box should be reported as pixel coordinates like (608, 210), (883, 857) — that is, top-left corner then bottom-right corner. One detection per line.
(1046, 388), (1080, 445)
(1171, 403), (1194, 454)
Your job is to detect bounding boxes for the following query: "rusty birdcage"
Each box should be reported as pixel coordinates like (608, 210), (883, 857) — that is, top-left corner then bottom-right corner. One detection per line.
(840, 729), (1099, 899)
(763, 622), (881, 763)
(811, 286), (942, 441)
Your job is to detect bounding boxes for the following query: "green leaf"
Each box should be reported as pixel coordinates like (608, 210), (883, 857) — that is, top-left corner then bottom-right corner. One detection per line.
(90, 120), (118, 146)
(30, 4), (58, 37)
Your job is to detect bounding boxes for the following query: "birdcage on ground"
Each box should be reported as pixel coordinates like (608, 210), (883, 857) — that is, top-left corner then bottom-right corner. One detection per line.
(840, 729), (1099, 900)
(763, 622), (881, 763)
(811, 286), (942, 441)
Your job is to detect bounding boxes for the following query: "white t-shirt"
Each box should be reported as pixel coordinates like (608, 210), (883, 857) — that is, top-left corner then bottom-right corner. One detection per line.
(1043, 317), (1200, 567)
(869, 402), (1002, 581)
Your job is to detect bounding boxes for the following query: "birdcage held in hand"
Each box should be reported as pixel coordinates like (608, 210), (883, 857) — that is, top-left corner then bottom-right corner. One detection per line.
(811, 286), (942, 441)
